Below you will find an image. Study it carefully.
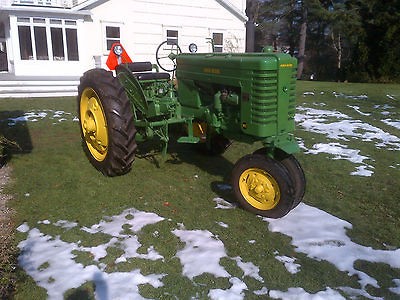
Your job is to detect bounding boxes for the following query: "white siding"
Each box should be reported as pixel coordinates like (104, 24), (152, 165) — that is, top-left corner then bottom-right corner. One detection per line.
(81, 0), (246, 70)
(2, 0), (246, 77)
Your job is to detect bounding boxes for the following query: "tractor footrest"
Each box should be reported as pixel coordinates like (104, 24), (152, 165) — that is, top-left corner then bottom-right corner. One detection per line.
(177, 136), (200, 144)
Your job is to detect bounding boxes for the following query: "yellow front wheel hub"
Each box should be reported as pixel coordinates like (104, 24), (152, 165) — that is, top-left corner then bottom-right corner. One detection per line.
(239, 168), (280, 210)
(80, 88), (109, 162)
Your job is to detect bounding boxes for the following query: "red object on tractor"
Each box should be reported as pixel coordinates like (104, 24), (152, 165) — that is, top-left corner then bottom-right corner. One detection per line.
(106, 42), (132, 70)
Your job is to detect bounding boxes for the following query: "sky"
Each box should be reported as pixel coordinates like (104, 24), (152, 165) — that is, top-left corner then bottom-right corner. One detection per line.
(6, 90), (400, 299)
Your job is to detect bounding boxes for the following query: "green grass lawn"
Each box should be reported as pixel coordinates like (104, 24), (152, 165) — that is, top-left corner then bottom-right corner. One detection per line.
(1, 81), (399, 299)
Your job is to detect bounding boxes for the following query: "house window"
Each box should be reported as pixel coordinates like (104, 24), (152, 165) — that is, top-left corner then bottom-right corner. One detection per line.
(105, 26), (120, 50)
(17, 17), (79, 61)
(51, 27), (64, 60)
(0, 22), (8, 71)
(167, 30), (178, 45)
(66, 29), (79, 61)
(18, 26), (33, 60)
(34, 27), (48, 60)
(213, 33), (223, 53)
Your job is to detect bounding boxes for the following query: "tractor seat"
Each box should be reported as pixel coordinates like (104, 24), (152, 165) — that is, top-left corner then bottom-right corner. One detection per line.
(126, 62), (170, 81)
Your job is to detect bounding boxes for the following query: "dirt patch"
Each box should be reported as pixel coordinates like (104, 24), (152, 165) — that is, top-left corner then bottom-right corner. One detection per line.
(0, 165), (16, 298)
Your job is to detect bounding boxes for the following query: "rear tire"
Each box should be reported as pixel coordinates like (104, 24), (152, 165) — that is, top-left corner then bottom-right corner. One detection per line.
(77, 68), (137, 176)
(231, 154), (295, 218)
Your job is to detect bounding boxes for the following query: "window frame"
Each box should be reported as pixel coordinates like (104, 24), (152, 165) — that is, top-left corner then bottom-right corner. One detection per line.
(212, 32), (223, 53)
(102, 22), (123, 53)
(16, 17), (79, 62)
(166, 29), (179, 46)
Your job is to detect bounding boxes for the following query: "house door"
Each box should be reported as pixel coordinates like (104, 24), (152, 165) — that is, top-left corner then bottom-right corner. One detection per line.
(0, 22), (8, 72)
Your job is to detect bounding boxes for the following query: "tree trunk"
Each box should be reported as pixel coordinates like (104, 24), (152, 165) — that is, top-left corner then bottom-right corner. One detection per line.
(332, 32), (343, 81)
(297, 7), (308, 79)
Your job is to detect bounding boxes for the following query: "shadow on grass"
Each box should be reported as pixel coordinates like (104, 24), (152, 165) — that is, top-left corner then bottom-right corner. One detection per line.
(133, 132), (238, 203)
(0, 110), (33, 166)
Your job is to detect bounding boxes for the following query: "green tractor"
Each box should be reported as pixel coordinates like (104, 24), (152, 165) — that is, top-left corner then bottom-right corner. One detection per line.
(77, 41), (305, 218)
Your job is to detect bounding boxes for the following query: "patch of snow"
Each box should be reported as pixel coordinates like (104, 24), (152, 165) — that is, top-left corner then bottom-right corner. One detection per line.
(18, 228), (165, 299)
(17, 204), (400, 299)
(53, 220), (78, 230)
(382, 119), (400, 130)
(296, 106), (400, 150)
(305, 142), (374, 176)
(264, 203), (400, 290)
(351, 165), (374, 177)
(3, 110), (77, 126)
(254, 286), (269, 296)
(208, 277), (247, 300)
(306, 142), (370, 164)
(16, 222), (30, 233)
(18, 209), (166, 299)
(274, 253), (301, 274)
(389, 279), (400, 295)
(338, 286), (384, 300)
(347, 105), (371, 116)
(217, 221), (229, 228)
(38, 220), (51, 225)
(81, 208), (164, 236)
(386, 94), (397, 101)
(374, 104), (394, 110)
(269, 287), (345, 300)
(213, 197), (237, 209)
(296, 105), (400, 176)
(173, 229), (230, 279)
(389, 163), (400, 169)
(232, 256), (263, 282)
(333, 92), (368, 100)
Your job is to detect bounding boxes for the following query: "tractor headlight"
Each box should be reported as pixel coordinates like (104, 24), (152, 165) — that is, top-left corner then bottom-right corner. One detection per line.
(189, 43), (198, 53)
(113, 45), (123, 56)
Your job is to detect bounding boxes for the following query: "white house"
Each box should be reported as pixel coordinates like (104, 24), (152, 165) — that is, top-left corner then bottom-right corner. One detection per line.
(0, 0), (247, 97)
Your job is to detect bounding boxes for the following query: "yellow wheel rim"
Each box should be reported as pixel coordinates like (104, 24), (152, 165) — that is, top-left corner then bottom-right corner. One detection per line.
(79, 88), (109, 162)
(239, 168), (280, 210)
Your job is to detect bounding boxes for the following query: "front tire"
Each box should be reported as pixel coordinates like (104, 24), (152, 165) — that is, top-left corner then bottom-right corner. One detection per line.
(231, 154), (295, 218)
(253, 148), (306, 209)
(77, 68), (137, 176)
(279, 154), (305, 209)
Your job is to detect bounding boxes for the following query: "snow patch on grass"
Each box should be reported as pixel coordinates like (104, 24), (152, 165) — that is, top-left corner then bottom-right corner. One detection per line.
(16, 202), (400, 299)
(4, 110), (77, 126)
(274, 252), (301, 274)
(264, 203), (400, 290)
(269, 287), (345, 300)
(296, 105), (400, 175)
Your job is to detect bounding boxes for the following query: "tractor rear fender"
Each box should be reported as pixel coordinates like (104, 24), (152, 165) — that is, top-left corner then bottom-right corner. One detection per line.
(115, 64), (148, 117)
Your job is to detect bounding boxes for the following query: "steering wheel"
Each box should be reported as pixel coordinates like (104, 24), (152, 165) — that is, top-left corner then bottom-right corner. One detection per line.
(156, 40), (182, 72)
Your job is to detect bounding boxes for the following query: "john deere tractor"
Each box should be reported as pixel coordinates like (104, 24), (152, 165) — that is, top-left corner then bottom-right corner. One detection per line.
(77, 41), (305, 218)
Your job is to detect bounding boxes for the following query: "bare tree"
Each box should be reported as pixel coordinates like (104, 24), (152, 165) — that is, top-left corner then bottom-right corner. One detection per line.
(297, 4), (308, 79)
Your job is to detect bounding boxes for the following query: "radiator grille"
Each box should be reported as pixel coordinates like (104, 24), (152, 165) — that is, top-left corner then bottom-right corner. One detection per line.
(251, 70), (278, 125)
(288, 69), (297, 119)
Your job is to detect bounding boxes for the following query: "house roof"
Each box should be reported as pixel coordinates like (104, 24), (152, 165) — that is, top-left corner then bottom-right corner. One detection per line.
(0, 5), (90, 18)
(71, 0), (247, 22)
(215, 0), (247, 22)
(71, 0), (108, 11)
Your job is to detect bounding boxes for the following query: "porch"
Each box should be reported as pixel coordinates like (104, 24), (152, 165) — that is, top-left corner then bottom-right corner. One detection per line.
(0, 74), (79, 98)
